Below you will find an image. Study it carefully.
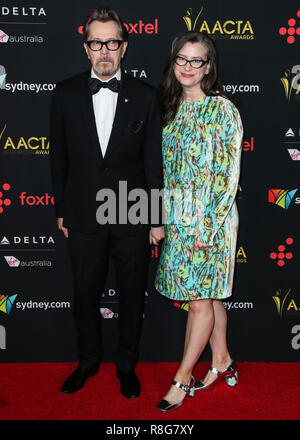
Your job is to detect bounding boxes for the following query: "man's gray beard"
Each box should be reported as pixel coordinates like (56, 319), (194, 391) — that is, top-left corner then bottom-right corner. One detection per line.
(95, 62), (116, 77)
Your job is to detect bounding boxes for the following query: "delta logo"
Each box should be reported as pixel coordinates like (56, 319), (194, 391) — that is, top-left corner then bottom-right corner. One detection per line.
(268, 189), (298, 210)
(0, 124), (49, 155)
(270, 237), (294, 267)
(78, 18), (158, 35)
(285, 128), (300, 137)
(182, 7), (254, 40)
(0, 294), (18, 315)
(272, 289), (300, 317)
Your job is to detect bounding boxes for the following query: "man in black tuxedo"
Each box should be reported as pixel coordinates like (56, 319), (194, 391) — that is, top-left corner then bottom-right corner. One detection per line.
(50, 6), (164, 398)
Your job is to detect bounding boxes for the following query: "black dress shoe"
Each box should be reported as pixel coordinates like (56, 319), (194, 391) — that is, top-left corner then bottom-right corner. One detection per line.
(61, 364), (99, 394)
(116, 369), (141, 399)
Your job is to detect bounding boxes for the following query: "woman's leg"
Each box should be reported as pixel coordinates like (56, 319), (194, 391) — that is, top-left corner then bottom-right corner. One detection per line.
(200, 299), (232, 385)
(161, 299), (214, 404)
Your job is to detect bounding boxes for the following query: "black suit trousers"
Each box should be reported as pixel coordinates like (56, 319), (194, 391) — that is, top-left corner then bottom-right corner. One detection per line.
(67, 226), (150, 372)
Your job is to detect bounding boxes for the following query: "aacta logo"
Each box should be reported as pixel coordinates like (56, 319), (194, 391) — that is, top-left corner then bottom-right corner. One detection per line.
(0, 124), (49, 155)
(272, 289), (300, 317)
(236, 246), (247, 263)
(78, 18), (158, 35)
(182, 7), (254, 39)
(279, 10), (300, 44)
(270, 237), (294, 267)
(0, 183), (11, 214)
(268, 189), (297, 210)
(0, 294), (18, 315)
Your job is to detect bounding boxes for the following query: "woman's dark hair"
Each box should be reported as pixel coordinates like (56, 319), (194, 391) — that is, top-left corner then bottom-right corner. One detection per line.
(161, 31), (226, 126)
(83, 5), (128, 42)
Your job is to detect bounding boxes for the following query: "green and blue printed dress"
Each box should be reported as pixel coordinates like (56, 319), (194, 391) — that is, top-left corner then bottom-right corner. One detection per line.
(155, 95), (243, 303)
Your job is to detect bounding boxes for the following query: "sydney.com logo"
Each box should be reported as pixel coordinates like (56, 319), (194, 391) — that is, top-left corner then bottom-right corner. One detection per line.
(268, 189), (299, 210)
(0, 294), (17, 315)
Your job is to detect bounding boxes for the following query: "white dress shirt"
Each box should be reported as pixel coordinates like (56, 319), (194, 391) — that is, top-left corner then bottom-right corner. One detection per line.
(91, 68), (121, 157)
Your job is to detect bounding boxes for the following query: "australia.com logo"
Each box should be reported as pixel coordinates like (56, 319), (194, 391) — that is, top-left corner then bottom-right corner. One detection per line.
(78, 17), (158, 35)
(4, 256), (52, 268)
(0, 28), (44, 44)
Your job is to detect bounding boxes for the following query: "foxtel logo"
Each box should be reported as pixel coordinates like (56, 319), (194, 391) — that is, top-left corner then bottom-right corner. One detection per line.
(19, 192), (54, 206)
(78, 18), (158, 35)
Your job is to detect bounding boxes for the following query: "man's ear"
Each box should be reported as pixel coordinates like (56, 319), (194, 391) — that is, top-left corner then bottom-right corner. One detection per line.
(83, 42), (90, 59)
(121, 41), (128, 59)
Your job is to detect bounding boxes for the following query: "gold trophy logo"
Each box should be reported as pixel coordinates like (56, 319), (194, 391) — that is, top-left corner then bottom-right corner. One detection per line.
(0, 124), (6, 142)
(280, 68), (300, 102)
(272, 288), (291, 317)
(183, 7), (203, 31)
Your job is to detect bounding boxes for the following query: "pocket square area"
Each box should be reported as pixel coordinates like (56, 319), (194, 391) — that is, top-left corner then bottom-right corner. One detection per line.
(131, 120), (144, 133)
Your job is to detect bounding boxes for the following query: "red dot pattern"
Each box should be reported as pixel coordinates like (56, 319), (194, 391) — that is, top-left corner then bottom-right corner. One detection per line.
(279, 11), (300, 43)
(0, 183), (11, 214)
(269, 238), (294, 267)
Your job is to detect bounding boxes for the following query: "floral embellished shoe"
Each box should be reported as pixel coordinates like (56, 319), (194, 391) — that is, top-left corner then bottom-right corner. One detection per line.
(191, 361), (238, 394)
(157, 376), (195, 413)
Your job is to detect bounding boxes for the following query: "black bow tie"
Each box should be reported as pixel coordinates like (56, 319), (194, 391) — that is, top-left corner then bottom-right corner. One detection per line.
(88, 76), (121, 94)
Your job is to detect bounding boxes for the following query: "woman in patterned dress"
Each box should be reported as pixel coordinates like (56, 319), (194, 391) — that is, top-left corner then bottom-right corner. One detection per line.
(155, 32), (243, 412)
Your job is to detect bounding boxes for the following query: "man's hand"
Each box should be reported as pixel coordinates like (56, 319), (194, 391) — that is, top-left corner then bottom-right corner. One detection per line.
(57, 217), (68, 238)
(149, 226), (165, 245)
(193, 238), (211, 252)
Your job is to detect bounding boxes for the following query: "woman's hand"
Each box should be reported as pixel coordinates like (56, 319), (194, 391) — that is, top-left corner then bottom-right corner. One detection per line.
(149, 226), (165, 245)
(57, 217), (68, 238)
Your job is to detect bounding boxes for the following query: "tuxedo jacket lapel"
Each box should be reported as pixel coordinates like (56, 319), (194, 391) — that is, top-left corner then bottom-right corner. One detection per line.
(104, 74), (131, 160)
(79, 71), (104, 163)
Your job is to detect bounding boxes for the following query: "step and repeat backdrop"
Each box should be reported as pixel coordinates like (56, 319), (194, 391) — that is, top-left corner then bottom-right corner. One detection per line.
(0, 0), (300, 363)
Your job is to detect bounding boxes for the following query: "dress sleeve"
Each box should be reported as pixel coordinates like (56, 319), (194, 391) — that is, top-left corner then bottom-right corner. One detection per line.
(196, 99), (243, 246)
